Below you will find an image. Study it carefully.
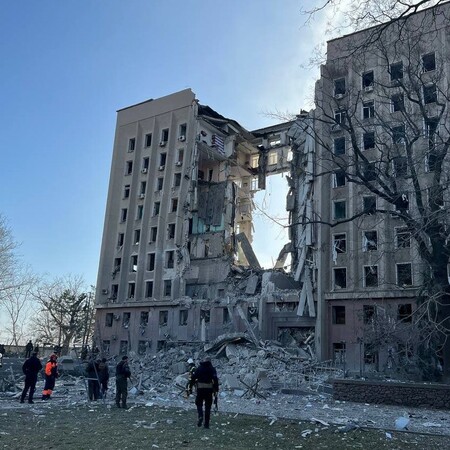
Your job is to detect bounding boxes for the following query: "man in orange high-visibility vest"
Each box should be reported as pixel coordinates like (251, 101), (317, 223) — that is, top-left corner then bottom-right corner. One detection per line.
(42, 354), (59, 400)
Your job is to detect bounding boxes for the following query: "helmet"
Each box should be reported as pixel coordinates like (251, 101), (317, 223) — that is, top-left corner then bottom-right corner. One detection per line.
(187, 358), (194, 364)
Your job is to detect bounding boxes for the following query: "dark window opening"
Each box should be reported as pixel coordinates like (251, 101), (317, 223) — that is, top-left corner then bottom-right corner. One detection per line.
(334, 78), (346, 96)
(397, 303), (412, 322)
(362, 70), (374, 88)
(423, 84), (437, 104)
(332, 305), (346, 324)
(363, 196), (376, 214)
(390, 61), (403, 81)
(145, 133), (152, 147)
(140, 311), (149, 326)
(105, 313), (113, 327)
(396, 227), (411, 248)
(128, 138), (136, 152)
(128, 283), (135, 299)
(334, 137), (346, 155)
(179, 310), (188, 326)
(159, 310), (168, 326)
(147, 253), (155, 271)
(363, 131), (375, 150)
(363, 161), (376, 181)
(334, 200), (346, 220)
(145, 281), (153, 298)
(422, 52), (436, 72)
(363, 230), (378, 251)
(364, 265), (378, 287)
(397, 263), (413, 287)
(333, 170), (346, 187)
(363, 100), (374, 119)
(391, 93), (404, 112)
(200, 309), (211, 324)
(363, 305), (376, 324)
(163, 280), (172, 297)
(333, 234), (346, 253)
(333, 268), (347, 289)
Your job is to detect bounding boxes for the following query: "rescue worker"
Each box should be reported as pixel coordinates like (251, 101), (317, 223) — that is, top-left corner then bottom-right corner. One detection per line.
(85, 357), (100, 401)
(185, 358), (196, 396)
(189, 356), (219, 429)
(20, 351), (42, 404)
(42, 354), (59, 400)
(98, 358), (110, 398)
(115, 355), (131, 408)
(25, 340), (33, 358)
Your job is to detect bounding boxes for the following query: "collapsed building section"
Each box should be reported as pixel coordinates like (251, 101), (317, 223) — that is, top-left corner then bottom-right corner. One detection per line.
(95, 89), (315, 356)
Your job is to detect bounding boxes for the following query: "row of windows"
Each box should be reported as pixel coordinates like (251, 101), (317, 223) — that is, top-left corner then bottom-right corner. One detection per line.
(116, 223), (173, 248)
(125, 149), (185, 177)
(123, 172), (182, 200)
(332, 262), (413, 290)
(120, 197), (178, 222)
(126, 124), (187, 153)
(113, 249), (176, 275)
(332, 303), (412, 325)
(333, 52), (436, 96)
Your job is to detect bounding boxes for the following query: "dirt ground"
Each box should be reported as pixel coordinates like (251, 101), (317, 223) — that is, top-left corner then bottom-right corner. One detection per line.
(1, 402), (450, 450)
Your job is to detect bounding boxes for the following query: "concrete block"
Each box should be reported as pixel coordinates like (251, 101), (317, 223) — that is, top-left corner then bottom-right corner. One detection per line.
(222, 374), (242, 390)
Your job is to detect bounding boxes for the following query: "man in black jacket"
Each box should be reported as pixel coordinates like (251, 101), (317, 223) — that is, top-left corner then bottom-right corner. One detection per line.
(189, 357), (219, 429)
(20, 352), (42, 404)
(115, 355), (131, 408)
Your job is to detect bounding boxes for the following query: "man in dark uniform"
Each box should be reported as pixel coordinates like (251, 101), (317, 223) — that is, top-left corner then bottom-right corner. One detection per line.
(115, 355), (131, 408)
(189, 357), (219, 429)
(25, 340), (33, 358)
(20, 351), (42, 404)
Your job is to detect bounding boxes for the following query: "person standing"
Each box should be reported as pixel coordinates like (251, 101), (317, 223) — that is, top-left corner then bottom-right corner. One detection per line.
(42, 354), (59, 400)
(98, 358), (110, 399)
(20, 351), (42, 404)
(25, 340), (33, 358)
(115, 355), (131, 408)
(189, 357), (219, 429)
(185, 358), (196, 396)
(85, 358), (100, 401)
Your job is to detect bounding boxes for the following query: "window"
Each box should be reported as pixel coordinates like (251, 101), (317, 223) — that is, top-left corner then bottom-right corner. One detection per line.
(105, 313), (113, 327)
(333, 233), (346, 254)
(145, 133), (152, 148)
(393, 156), (408, 177)
(140, 311), (149, 326)
(133, 229), (140, 245)
(333, 170), (346, 187)
(128, 138), (136, 152)
(123, 184), (130, 198)
(423, 84), (437, 104)
(153, 202), (160, 216)
(136, 205), (143, 220)
(130, 255), (138, 272)
(166, 250), (174, 269)
(150, 227), (157, 242)
(363, 131), (375, 150)
(147, 253), (155, 271)
(161, 128), (169, 143)
(156, 177), (164, 191)
(111, 284), (118, 300)
(333, 342), (346, 363)
(334, 78), (346, 96)
(119, 340), (128, 355)
(174, 173), (181, 187)
(390, 61), (403, 81)
(140, 181), (147, 196)
(159, 310), (168, 326)
(364, 265), (378, 287)
(120, 208), (128, 222)
(362, 70), (374, 88)
(391, 93), (404, 112)
(363, 305), (376, 324)
(159, 153), (167, 167)
(145, 281), (153, 298)
(177, 149), (184, 164)
(251, 177), (258, 191)
(138, 341), (147, 355)
(163, 280), (172, 297)
(398, 303), (412, 322)
(364, 345), (378, 365)
(142, 157), (150, 171)
(333, 268), (347, 289)
(113, 257), (121, 273)
(332, 305), (346, 324)
(363, 196), (376, 214)
(393, 125), (405, 144)
(362, 100), (374, 119)
(167, 223), (175, 239)
(424, 117), (439, 139)
(179, 310), (188, 326)
(127, 282), (135, 299)
(333, 200), (346, 220)
(125, 160), (133, 175)
(334, 137), (345, 155)
(117, 233), (124, 247)
(179, 123), (187, 139)
(395, 227), (411, 248)
(397, 263), (412, 287)
(363, 161), (376, 181)
(334, 109), (346, 124)
(223, 308), (231, 324)
(102, 340), (110, 353)
(171, 198), (178, 213)
(268, 151), (278, 165)
(200, 309), (211, 324)
(123, 312), (130, 328)
(422, 52), (436, 72)
(394, 192), (409, 211)
(363, 230), (378, 251)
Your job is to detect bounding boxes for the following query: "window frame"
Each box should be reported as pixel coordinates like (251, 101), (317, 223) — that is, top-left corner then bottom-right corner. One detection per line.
(396, 262), (413, 287)
(363, 265), (379, 287)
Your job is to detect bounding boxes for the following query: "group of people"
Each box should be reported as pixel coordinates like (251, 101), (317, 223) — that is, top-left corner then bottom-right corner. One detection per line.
(85, 357), (110, 400)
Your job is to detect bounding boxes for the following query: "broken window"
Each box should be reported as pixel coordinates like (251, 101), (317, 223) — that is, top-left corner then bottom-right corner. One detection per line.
(362, 100), (374, 119)
(163, 280), (172, 297)
(167, 223), (175, 239)
(334, 78), (346, 96)
(200, 309), (210, 324)
(123, 184), (130, 199)
(153, 202), (160, 216)
(333, 233), (347, 254)
(179, 123), (187, 140)
(147, 253), (155, 271)
(134, 229), (140, 245)
(363, 131), (375, 150)
(423, 84), (437, 104)
(120, 208), (128, 222)
(392, 125), (406, 144)
(395, 227), (411, 249)
(363, 305), (376, 324)
(334, 109), (346, 125)
(394, 192), (409, 212)
(364, 345), (378, 365)
(333, 170), (346, 187)
(393, 156), (408, 177)
(145, 133), (152, 148)
(166, 251), (174, 269)
(117, 233), (124, 247)
(142, 157), (150, 171)
(363, 196), (376, 214)
(138, 340), (147, 355)
(140, 311), (149, 326)
(123, 312), (131, 328)
(362, 70), (374, 88)
(161, 128), (169, 143)
(333, 268), (347, 289)
(397, 263), (413, 287)
(333, 200), (346, 220)
(177, 148), (184, 165)
(174, 173), (181, 187)
(397, 303), (412, 322)
(145, 281), (153, 298)
(159, 153), (167, 167)
(136, 205), (143, 220)
(223, 308), (231, 324)
(128, 138), (135, 152)
(391, 93), (404, 112)
(171, 198), (178, 213)
(119, 340), (128, 355)
(422, 52), (436, 72)
(150, 226), (157, 242)
(130, 255), (138, 273)
(102, 340), (110, 353)
(105, 313), (113, 327)
(179, 310), (188, 326)
(363, 161), (376, 181)
(127, 282), (135, 299)
(125, 160), (133, 175)
(333, 137), (345, 155)
(157, 177), (164, 191)
(363, 230), (378, 251)
(268, 151), (278, 165)
(333, 342), (346, 364)
(110, 284), (118, 300)
(364, 265), (378, 287)
(332, 305), (346, 324)
(159, 310), (168, 326)
(140, 181), (146, 196)
(113, 257), (121, 274)
(390, 61), (403, 81)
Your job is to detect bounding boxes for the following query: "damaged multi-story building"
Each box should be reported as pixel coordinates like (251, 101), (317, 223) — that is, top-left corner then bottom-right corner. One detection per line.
(95, 89), (310, 356)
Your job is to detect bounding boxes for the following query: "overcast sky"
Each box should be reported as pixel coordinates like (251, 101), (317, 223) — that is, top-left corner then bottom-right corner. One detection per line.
(0, 0), (329, 288)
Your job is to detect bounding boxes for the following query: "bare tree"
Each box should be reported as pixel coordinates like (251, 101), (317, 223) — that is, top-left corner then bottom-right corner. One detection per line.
(0, 215), (19, 298)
